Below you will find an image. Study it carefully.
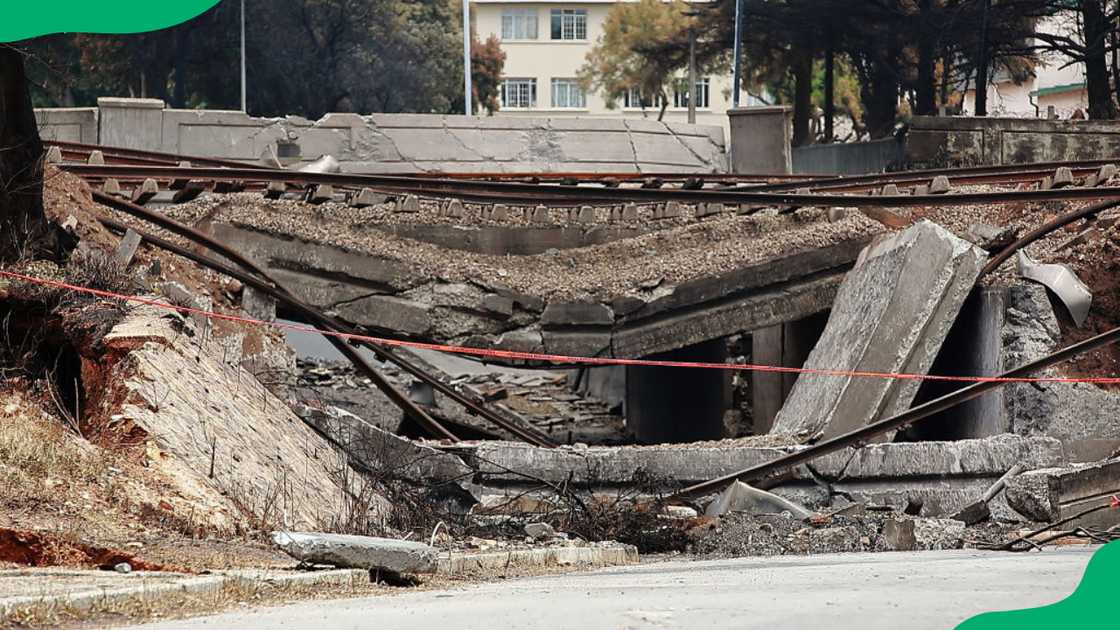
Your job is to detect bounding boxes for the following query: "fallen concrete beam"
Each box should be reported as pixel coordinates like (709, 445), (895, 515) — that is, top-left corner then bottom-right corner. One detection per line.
(1005, 458), (1120, 527)
(770, 221), (987, 441)
(272, 532), (437, 574)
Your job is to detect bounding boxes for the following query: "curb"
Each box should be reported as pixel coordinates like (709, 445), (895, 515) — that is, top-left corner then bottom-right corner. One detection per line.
(0, 568), (363, 620)
(438, 544), (640, 576)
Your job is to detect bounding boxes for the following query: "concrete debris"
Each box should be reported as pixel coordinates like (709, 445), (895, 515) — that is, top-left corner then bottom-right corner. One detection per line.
(114, 229), (142, 266)
(87, 150), (105, 166)
(950, 464), (1025, 526)
(1005, 458), (1120, 528)
(770, 221), (987, 441)
(928, 176), (950, 194)
(524, 523), (558, 541)
(298, 154), (342, 174)
(45, 145), (63, 164)
(1051, 166), (1074, 188)
(965, 223), (1017, 251)
(395, 194), (421, 213)
(881, 518), (965, 551)
(1016, 250), (1092, 327)
(272, 532), (438, 574)
(703, 481), (813, 520)
(113, 563), (132, 574)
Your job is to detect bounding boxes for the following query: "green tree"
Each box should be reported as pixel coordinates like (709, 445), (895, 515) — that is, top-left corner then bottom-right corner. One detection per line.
(472, 34), (505, 115)
(578, 0), (697, 121)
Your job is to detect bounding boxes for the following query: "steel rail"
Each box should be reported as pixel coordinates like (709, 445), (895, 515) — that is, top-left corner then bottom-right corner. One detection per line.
(66, 163), (1120, 207)
(730, 157), (1120, 193)
(980, 198), (1120, 276)
(46, 140), (269, 170)
(668, 325), (1120, 502)
(91, 193), (555, 447)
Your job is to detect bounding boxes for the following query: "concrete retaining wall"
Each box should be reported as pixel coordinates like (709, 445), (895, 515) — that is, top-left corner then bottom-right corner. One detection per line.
(36, 98), (727, 174)
(792, 137), (906, 175)
(906, 115), (1120, 166)
(34, 107), (98, 144)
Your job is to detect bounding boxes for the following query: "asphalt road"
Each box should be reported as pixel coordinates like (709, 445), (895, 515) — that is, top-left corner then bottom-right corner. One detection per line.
(135, 549), (1092, 630)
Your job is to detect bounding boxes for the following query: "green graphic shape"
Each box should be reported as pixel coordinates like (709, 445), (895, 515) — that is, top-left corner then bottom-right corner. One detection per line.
(957, 540), (1120, 629)
(2, 1), (220, 42)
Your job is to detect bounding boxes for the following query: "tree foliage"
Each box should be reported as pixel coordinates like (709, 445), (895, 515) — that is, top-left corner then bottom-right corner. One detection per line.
(577, 0), (709, 120)
(472, 34), (506, 115)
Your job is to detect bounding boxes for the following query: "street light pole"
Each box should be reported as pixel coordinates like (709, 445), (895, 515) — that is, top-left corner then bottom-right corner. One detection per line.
(463, 0), (473, 116)
(240, 0), (247, 113)
(731, 0), (743, 108)
(688, 23), (697, 124)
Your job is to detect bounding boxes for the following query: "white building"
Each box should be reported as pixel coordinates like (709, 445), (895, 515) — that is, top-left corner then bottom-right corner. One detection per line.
(472, 0), (748, 132)
(963, 13), (1090, 117)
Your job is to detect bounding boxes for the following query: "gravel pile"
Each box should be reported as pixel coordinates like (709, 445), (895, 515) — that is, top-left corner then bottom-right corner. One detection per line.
(170, 194), (884, 301)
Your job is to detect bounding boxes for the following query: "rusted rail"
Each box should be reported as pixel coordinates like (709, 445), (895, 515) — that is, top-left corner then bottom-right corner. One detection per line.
(64, 163), (1120, 208)
(668, 325), (1120, 502)
(91, 191), (556, 447)
(46, 140), (269, 170)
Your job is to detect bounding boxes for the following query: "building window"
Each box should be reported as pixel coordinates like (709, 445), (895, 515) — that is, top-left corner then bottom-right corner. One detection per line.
(501, 8), (538, 40)
(550, 9), (587, 40)
(500, 78), (537, 109)
(673, 78), (711, 109)
(623, 88), (665, 109)
(551, 79), (586, 108)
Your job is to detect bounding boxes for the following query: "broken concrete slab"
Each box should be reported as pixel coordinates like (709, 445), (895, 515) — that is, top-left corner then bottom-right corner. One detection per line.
(770, 221), (988, 441)
(704, 481), (813, 519)
(1005, 458), (1120, 527)
(297, 405), (473, 485)
(881, 518), (964, 551)
(114, 229), (142, 267)
(1017, 250), (1092, 327)
(272, 532), (438, 574)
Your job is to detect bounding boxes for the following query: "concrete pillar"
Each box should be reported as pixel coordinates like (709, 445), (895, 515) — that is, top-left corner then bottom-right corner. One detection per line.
(625, 338), (728, 444)
(97, 97), (166, 151)
(751, 313), (829, 434)
(905, 287), (1008, 441)
(727, 106), (793, 174)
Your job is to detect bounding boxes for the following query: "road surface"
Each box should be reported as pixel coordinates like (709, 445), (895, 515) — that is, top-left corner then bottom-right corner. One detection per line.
(135, 549), (1092, 630)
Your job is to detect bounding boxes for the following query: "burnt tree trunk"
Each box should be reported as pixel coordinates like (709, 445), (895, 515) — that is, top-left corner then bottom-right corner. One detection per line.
(915, 0), (937, 115)
(0, 45), (54, 262)
(1083, 0), (1117, 119)
(792, 49), (813, 147)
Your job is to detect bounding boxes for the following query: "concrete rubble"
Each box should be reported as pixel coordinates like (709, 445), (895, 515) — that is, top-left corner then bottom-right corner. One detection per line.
(770, 220), (988, 441)
(271, 532), (438, 574)
(1004, 458), (1120, 527)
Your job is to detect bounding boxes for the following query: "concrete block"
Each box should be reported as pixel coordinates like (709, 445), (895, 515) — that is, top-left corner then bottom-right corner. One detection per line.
(1005, 458), (1120, 526)
(349, 188), (386, 208)
(131, 178), (160, 205)
(446, 199), (466, 218)
(577, 206), (596, 224)
(913, 185), (929, 196)
(770, 221), (988, 441)
(1051, 166), (1074, 188)
(531, 205), (552, 224)
(272, 532), (437, 574)
(881, 183), (900, 196)
(622, 203), (639, 222)
(87, 150), (105, 165)
(264, 181), (286, 199)
(102, 178), (123, 197)
(308, 184), (334, 204)
(541, 301), (613, 326)
(114, 229), (142, 267)
(45, 146), (63, 164)
(1096, 163), (1118, 184)
(928, 176), (951, 194)
(488, 203), (507, 221)
(395, 194), (421, 213)
(662, 201), (682, 218)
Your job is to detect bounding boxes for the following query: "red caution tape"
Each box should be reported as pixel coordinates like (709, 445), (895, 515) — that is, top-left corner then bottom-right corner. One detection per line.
(1110, 495), (1119, 510)
(4, 268), (1120, 385)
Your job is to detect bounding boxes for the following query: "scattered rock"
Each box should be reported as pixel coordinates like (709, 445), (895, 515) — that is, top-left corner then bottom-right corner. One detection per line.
(272, 531), (438, 574)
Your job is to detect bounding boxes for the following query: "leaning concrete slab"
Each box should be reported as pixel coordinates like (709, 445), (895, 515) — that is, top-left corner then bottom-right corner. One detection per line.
(272, 532), (438, 574)
(770, 221), (988, 441)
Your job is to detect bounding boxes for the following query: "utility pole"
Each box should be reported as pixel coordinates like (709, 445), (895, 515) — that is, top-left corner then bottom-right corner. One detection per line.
(731, 0), (743, 108)
(240, 0), (247, 112)
(463, 0), (473, 116)
(975, 0), (990, 116)
(684, 8), (700, 124)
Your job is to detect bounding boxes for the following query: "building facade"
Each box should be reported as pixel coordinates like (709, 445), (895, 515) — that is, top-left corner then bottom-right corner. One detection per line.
(472, 0), (747, 132)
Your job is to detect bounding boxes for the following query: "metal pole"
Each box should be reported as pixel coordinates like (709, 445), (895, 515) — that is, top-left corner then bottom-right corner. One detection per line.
(688, 26), (697, 124)
(463, 0), (473, 116)
(731, 0), (743, 108)
(240, 0), (247, 113)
